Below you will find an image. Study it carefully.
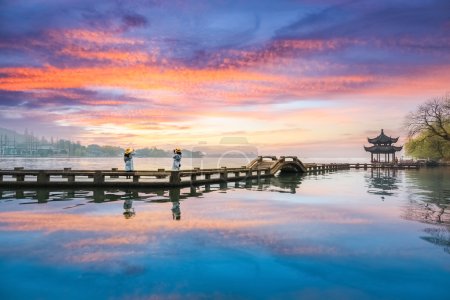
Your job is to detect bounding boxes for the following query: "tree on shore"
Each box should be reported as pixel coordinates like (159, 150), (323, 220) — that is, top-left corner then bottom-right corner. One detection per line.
(404, 94), (450, 160)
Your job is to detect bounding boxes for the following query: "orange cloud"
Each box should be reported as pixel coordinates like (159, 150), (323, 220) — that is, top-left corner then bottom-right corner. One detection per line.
(48, 29), (145, 46)
(58, 47), (152, 64)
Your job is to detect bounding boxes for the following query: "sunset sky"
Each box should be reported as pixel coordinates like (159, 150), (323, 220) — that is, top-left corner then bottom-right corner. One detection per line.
(0, 0), (449, 157)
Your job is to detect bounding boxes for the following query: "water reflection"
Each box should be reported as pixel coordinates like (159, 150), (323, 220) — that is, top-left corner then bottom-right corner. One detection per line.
(401, 168), (450, 254)
(169, 188), (181, 220)
(363, 167), (450, 254)
(401, 169), (450, 225)
(123, 195), (135, 219)
(0, 174), (304, 220)
(1, 170), (450, 298)
(366, 168), (400, 197)
(421, 227), (450, 254)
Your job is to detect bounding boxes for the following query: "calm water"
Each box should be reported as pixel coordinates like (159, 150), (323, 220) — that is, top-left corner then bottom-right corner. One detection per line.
(0, 158), (449, 299)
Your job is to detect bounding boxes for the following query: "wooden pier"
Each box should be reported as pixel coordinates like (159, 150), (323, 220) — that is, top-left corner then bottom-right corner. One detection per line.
(0, 155), (420, 188)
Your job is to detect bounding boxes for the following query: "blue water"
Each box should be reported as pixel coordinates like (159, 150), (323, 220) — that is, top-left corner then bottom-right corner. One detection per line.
(0, 159), (449, 299)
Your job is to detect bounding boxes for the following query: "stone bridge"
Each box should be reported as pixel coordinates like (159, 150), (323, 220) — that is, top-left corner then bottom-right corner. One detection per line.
(246, 156), (307, 175)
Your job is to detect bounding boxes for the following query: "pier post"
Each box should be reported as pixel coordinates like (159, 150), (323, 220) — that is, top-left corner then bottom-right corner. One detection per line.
(14, 167), (24, 182)
(111, 168), (119, 178)
(62, 168), (71, 179)
(93, 189), (105, 202)
(67, 174), (75, 182)
(37, 171), (49, 183)
(133, 175), (140, 183)
(170, 171), (181, 184)
(156, 168), (165, 178)
(191, 174), (197, 181)
(37, 190), (49, 203)
(245, 178), (252, 188)
(220, 167), (228, 181)
(93, 171), (104, 184)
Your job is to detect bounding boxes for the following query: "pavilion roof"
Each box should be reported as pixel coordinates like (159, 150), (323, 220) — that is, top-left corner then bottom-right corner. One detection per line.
(367, 129), (399, 144)
(364, 145), (403, 153)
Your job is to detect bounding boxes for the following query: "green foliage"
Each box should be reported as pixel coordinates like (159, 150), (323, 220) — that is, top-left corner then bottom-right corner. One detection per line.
(405, 132), (450, 160)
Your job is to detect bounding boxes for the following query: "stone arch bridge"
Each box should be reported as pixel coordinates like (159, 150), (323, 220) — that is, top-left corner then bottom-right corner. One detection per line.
(246, 156), (307, 175)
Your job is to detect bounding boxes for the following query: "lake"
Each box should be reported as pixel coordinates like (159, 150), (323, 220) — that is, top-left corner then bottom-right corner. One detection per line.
(0, 158), (449, 299)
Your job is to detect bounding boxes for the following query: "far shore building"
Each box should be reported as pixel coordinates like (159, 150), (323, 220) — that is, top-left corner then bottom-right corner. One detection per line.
(364, 129), (403, 163)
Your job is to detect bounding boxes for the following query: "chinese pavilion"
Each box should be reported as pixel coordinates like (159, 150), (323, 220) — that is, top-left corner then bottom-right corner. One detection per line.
(364, 129), (403, 163)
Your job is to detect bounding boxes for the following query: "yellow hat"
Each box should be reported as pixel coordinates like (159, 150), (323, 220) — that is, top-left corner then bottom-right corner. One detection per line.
(125, 148), (134, 154)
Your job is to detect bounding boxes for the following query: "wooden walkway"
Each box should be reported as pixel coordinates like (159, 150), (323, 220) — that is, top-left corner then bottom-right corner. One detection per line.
(0, 156), (419, 188)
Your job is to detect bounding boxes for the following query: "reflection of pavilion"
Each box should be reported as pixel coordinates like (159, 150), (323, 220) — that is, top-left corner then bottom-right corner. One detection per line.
(366, 168), (399, 196)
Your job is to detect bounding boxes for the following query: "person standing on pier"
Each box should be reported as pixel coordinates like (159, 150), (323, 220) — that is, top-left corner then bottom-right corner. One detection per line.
(172, 148), (182, 171)
(124, 148), (135, 174)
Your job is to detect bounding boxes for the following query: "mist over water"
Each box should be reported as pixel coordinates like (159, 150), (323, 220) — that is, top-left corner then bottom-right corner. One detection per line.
(0, 159), (449, 299)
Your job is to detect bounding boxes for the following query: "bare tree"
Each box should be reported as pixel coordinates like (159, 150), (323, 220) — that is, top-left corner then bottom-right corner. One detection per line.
(405, 94), (450, 141)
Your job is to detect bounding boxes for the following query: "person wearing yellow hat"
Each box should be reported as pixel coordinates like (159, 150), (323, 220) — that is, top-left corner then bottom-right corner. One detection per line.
(124, 147), (135, 173)
(172, 148), (182, 171)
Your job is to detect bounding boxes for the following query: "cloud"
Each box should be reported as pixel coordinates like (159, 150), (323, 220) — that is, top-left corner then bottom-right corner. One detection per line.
(0, 0), (449, 151)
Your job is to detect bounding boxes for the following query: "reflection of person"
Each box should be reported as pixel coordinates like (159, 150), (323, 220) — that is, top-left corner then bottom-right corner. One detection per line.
(171, 202), (181, 220)
(123, 199), (135, 219)
(172, 148), (182, 171)
(124, 148), (135, 172)
(169, 188), (181, 220)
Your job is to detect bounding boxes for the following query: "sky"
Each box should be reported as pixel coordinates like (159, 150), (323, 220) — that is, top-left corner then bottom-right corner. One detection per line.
(0, 0), (449, 158)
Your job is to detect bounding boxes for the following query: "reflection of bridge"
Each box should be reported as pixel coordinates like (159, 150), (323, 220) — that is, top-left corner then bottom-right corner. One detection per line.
(0, 174), (304, 203)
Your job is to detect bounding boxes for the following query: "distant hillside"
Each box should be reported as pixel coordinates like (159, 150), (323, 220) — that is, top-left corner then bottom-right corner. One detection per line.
(0, 127), (26, 143)
(0, 127), (203, 157)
